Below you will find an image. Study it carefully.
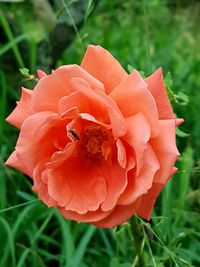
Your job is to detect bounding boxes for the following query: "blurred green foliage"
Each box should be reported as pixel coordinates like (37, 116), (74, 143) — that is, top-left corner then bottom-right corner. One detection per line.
(0, 0), (200, 266)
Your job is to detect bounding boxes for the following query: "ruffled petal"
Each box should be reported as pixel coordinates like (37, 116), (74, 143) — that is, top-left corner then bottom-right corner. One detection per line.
(48, 157), (107, 214)
(136, 167), (177, 220)
(32, 65), (104, 112)
(16, 111), (67, 177)
(145, 68), (175, 119)
(59, 206), (112, 223)
(136, 119), (179, 220)
(150, 119), (179, 184)
(81, 45), (128, 94)
(5, 150), (30, 176)
(6, 88), (33, 129)
(100, 161), (128, 212)
(110, 70), (159, 137)
(58, 91), (90, 115)
(136, 182), (163, 220)
(123, 113), (151, 175)
(116, 139), (127, 169)
(93, 199), (141, 229)
(118, 145), (160, 205)
(32, 158), (57, 207)
(71, 78), (127, 137)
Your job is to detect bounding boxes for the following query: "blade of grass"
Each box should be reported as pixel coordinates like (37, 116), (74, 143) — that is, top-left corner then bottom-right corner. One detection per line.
(137, 216), (193, 267)
(142, 0), (152, 74)
(68, 225), (96, 267)
(98, 229), (114, 258)
(0, 199), (39, 214)
(60, 0), (85, 54)
(160, 178), (173, 238)
(0, 217), (16, 267)
(16, 248), (46, 267)
(0, 9), (25, 67)
(54, 209), (75, 267)
(0, 146), (7, 209)
(0, 71), (7, 140)
(31, 209), (55, 245)
(29, 38), (37, 73)
(174, 146), (193, 226)
(0, 33), (28, 56)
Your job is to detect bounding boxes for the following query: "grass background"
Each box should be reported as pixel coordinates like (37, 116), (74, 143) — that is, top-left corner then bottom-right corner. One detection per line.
(0, 0), (200, 266)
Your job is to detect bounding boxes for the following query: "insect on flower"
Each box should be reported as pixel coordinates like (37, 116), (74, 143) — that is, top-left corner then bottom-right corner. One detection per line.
(68, 129), (80, 141)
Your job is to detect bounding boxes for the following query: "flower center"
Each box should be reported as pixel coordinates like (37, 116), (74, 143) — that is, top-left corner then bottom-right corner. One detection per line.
(78, 126), (113, 162)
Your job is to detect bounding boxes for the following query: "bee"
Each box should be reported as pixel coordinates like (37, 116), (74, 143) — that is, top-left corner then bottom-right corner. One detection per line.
(69, 129), (80, 140)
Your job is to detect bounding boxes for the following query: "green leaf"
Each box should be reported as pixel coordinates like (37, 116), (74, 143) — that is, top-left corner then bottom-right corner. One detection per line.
(176, 128), (190, 138)
(19, 67), (30, 78)
(174, 92), (189, 106)
(68, 225), (96, 267)
(127, 64), (134, 73)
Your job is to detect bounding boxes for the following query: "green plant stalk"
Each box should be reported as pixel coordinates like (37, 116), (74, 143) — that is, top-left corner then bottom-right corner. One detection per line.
(130, 216), (145, 267)
(142, 0), (152, 74)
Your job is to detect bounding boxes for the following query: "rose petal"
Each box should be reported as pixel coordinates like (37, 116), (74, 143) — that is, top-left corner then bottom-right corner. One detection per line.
(81, 45), (128, 94)
(59, 206), (112, 223)
(46, 142), (76, 169)
(136, 182), (164, 220)
(123, 113), (151, 176)
(116, 139), (127, 169)
(136, 167), (177, 220)
(118, 145), (160, 205)
(176, 118), (184, 126)
(32, 65), (104, 112)
(110, 70), (159, 137)
(5, 150), (30, 176)
(48, 157), (107, 214)
(71, 78), (127, 137)
(94, 199), (141, 228)
(32, 158), (57, 207)
(150, 119), (179, 184)
(37, 70), (47, 79)
(100, 162), (128, 211)
(16, 111), (67, 176)
(6, 87), (33, 129)
(58, 91), (89, 115)
(145, 68), (175, 119)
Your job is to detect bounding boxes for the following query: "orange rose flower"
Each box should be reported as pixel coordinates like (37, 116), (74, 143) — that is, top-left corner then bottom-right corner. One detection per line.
(6, 45), (183, 228)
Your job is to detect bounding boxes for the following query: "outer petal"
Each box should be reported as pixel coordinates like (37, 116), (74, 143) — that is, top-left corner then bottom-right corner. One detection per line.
(118, 145), (160, 205)
(6, 88), (33, 129)
(81, 45), (128, 94)
(32, 65), (104, 112)
(136, 167), (177, 220)
(110, 70), (159, 137)
(32, 158), (57, 207)
(150, 119), (179, 184)
(37, 70), (47, 79)
(15, 111), (67, 177)
(5, 150), (30, 175)
(100, 162), (128, 212)
(145, 68), (175, 120)
(136, 120), (179, 220)
(48, 157), (107, 214)
(59, 206), (112, 223)
(123, 113), (151, 175)
(93, 198), (141, 229)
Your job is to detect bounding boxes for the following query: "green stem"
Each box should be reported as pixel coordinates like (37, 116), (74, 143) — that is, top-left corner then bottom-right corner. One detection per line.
(130, 216), (145, 267)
